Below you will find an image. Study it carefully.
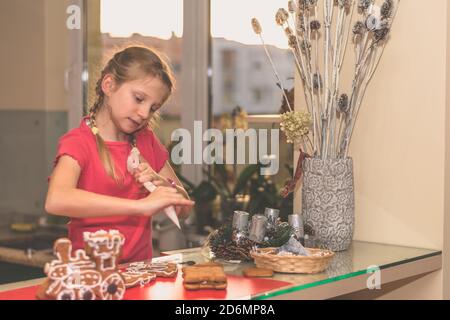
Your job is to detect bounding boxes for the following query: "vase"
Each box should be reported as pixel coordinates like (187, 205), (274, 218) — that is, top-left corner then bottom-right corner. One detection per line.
(302, 157), (354, 252)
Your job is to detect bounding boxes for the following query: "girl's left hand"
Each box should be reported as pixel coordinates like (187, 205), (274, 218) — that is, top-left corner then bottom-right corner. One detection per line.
(174, 204), (191, 220)
(133, 162), (161, 188)
(134, 161), (192, 219)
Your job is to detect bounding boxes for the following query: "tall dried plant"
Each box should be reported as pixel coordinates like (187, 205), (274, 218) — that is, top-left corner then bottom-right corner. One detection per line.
(252, 0), (400, 159)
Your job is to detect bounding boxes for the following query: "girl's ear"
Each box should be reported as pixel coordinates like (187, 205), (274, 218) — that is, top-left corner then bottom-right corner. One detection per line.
(101, 74), (116, 97)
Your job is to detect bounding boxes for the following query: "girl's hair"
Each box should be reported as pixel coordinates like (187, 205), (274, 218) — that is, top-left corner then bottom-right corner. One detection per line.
(88, 46), (175, 182)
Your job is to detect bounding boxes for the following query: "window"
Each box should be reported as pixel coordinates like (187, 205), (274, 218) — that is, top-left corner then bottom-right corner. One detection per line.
(89, 0), (184, 146)
(0, 0), (74, 224)
(211, 0), (295, 115)
(210, 0), (294, 189)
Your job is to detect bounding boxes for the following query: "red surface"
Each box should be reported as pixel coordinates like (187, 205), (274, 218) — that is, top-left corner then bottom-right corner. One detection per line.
(0, 273), (290, 300)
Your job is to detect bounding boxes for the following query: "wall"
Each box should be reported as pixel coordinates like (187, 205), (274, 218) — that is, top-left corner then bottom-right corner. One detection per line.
(349, 0), (446, 251)
(294, 0), (450, 298)
(0, 0), (69, 218)
(0, 0), (46, 110)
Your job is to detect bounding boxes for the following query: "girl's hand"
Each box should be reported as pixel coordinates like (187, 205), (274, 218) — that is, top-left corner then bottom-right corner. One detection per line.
(174, 205), (192, 220)
(133, 162), (161, 187)
(137, 186), (195, 217)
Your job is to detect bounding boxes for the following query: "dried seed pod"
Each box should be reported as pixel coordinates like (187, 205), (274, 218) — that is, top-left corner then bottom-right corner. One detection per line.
(358, 0), (373, 11)
(310, 20), (321, 31)
(275, 8), (289, 26)
(296, 14), (306, 34)
(352, 21), (366, 36)
(313, 73), (322, 91)
(300, 40), (312, 55)
(338, 94), (350, 113)
(374, 26), (390, 43)
(381, 0), (394, 19)
(288, 35), (298, 49)
(251, 18), (262, 35)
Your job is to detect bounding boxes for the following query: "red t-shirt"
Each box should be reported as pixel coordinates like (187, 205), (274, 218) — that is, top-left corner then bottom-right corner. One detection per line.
(51, 116), (169, 263)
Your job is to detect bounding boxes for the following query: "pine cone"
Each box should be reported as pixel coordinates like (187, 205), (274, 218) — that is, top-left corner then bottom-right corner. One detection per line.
(210, 238), (256, 261)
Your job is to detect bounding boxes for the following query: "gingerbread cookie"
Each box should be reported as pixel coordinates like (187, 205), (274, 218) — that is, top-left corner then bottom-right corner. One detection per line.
(126, 262), (178, 278)
(182, 265), (227, 290)
(119, 269), (156, 288)
(243, 267), (274, 278)
(37, 230), (126, 300)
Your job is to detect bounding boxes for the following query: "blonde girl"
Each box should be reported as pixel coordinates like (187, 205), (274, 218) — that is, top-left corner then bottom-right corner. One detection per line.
(45, 46), (194, 263)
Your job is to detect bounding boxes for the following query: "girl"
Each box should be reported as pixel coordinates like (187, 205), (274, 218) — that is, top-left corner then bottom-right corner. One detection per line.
(45, 46), (195, 263)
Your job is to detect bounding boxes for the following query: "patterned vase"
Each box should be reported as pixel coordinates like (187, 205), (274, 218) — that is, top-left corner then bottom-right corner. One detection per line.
(302, 157), (355, 251)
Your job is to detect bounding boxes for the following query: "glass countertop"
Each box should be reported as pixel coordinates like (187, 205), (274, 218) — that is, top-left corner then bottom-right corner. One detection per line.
(164, 241), (441, 300)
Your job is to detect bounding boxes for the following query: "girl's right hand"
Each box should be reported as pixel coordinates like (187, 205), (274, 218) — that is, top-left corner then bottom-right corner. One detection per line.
(137, 186), (195, 217)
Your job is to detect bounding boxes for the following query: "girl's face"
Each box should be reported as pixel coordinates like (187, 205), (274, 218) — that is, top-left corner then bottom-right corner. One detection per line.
(103, 75), (169, 134)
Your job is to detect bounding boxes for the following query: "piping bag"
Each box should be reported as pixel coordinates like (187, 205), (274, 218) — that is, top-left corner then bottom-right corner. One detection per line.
(127, 147), (181, 229)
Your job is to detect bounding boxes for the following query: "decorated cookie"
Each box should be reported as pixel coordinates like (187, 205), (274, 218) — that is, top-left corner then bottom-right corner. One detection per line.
(37, 230), (126, 300)
(119, 269), (156, 288)
(126, 262), (178, 278)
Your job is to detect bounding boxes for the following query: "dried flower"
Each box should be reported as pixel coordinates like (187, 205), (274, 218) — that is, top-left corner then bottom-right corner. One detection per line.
(338, 94), (350, 113)
(219, 114), (233, 131)
(251, 18), (262, 35)
(358, 0), (373, 11)
(310, 20), (321, 31)
(275, 8), (289, 26)
(232, 107), (249, 130)
(381, 0), (394, 19)
(313, 73), (322, 91)
(352, 21), (366, 36)
(280, 111), (313, 144)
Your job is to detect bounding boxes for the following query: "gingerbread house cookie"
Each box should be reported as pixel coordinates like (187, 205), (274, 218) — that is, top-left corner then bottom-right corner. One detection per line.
(37, 230), (126, 300)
